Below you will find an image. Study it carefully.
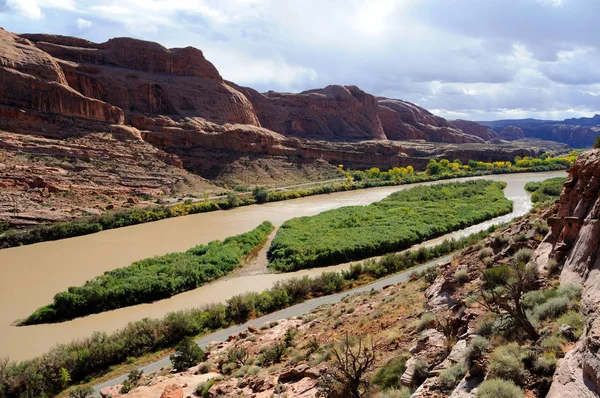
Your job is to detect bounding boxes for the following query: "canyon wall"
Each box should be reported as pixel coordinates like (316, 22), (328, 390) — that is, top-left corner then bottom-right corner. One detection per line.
(0, 27), (571, 183)
(542, 149), (600, 397)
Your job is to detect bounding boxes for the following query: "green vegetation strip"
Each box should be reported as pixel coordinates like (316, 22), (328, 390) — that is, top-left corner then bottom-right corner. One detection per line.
(0, 153), (574, 250)
(1, 225), (500, 398)
(268, 180), (513, 271)
(21, 221), (274, 325)
(524, 177), (567, 206)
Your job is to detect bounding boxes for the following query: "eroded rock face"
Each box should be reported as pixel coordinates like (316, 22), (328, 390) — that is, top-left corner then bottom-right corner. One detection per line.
(545, 149), (600, 397)
(498, 125), (526, 141)
(451, 119), (499, 142)
(0, 29), (123, 124)
(22, 34), (259, 126)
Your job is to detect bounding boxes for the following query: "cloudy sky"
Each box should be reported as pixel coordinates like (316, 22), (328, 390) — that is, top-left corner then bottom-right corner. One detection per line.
(1, 0), (599, 121)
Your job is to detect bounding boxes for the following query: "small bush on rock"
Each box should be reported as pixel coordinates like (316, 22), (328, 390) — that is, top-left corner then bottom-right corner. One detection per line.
(477, 379), (524, 398)
(439, 362), (467, 390)
(372, 356), (408, 390)
(488, 343), (528, 384)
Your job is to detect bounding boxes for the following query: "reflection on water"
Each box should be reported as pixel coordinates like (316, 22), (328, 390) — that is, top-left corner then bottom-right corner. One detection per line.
(0, 171), (566, 361)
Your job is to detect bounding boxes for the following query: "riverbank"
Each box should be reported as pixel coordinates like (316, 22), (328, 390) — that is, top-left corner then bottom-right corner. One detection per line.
(0, 171), (566, 363)
(0, 162), (570, 249)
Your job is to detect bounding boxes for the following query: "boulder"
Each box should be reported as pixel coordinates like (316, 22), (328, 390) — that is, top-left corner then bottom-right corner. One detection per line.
(160, 384), (184, 398)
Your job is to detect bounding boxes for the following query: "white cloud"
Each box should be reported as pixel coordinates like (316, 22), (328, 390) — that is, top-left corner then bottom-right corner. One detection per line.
(5, 0), (75, 19)
(76, 17), (91, 29)
(0, 0), (599, 120)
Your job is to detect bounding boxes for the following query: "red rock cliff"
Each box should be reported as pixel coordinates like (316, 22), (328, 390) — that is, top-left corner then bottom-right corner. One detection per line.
(0, 29), (123, 124)
(542, 149), (600, 397)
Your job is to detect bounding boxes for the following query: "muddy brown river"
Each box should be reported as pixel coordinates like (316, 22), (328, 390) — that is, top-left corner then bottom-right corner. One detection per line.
(0, 171), (566, 361)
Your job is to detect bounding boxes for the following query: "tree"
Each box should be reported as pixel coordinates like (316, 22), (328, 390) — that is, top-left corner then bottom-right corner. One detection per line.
(252, 187), (269, 203)
(477, 250), (540, 340)
(170, 337), (205, 371)
(595, 136), (600, 149)
(318, 333), (377, 398)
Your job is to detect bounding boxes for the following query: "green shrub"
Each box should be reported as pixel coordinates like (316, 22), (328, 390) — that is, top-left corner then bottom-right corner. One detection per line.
(439, 362), (467, 390)
(488, 343), (528, 384)
(540, 335), (566, 354)
(475, 314), (496, 337)
(479, 247), (494, 260)
(413, 360), (429, 384)
(68, 386), (94, 398)
(465, 336), (489, 365)
(525, 177), (567, 204)
(372, 356), (408, 390)
(477, 379), (524, 398)
(380, 387), (412, 398)
(252, 187), (269, 203)
(22, 221), (274, 324)
(197, 362), (211, 374)
(534, 352), (557, 375)
(196, 379), (215, 398)
(170, 337), (205, 371)
(513, 249), (533, 265)
(416, 313), (435, 331)
(556, 311), (585, 339)
(268, 181), (512, 271)
(556, 283), (582, 300)
(454, 269), (469, 284)
(533, 296), (570, 321)
(595, 136), (600, 149)
(227, 346), (249, 367)
(261, 342), (287, 365)
(1, 226), (502, 398)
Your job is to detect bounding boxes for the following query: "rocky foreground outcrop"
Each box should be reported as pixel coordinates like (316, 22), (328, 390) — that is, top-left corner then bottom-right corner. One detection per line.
(542, 149), (600, 397)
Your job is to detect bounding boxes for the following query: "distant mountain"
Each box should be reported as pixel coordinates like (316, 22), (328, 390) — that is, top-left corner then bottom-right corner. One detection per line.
(480, 115), (600, 148)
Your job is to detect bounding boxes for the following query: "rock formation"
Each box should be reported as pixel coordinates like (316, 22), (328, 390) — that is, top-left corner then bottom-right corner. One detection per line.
(542, 149), (600, 397)
(0, 27), (573, 225)
(482, 116), (600, 148)
(451, 119), (499, 141)
(498, 125), (526, 141)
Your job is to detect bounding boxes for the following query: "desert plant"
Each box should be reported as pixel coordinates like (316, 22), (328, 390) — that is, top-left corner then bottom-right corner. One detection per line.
(170, 337), (205, 371)
(556, 311), (585, 339)
(540, 335), (566, 354)
(533, 296), (569, 321)
(488, 343), (528, 384)
(479, 247), (494, 260)
(196, 379), (215, 398)
(454, 269), (469, 284)
(318, 333), (377, 398)
(439, 362), (467, 390)
(416, 313), (435, 331)
(284, 327), (297, 347)
(68, 386), (94, 398)
(477, 253), (540, 340)
(227, 346), (249, 367)
(380, 387), (412, 398)
(372, 355), (408, 390)
(534, 352), (557, 375)
(413, 360), (429, 385)
(477, 379), (524, 398)
(465, 336), (489, 366)
(261, 342), (287, 365)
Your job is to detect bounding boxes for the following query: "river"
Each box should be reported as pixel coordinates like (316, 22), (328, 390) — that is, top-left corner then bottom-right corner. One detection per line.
(0, 171), (566, 361)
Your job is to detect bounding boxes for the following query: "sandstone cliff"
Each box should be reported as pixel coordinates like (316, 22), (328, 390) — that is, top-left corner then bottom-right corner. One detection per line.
(542, 149), (600, 397)
(451, 119), (499, 141)
(482, 116), (600, 148)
